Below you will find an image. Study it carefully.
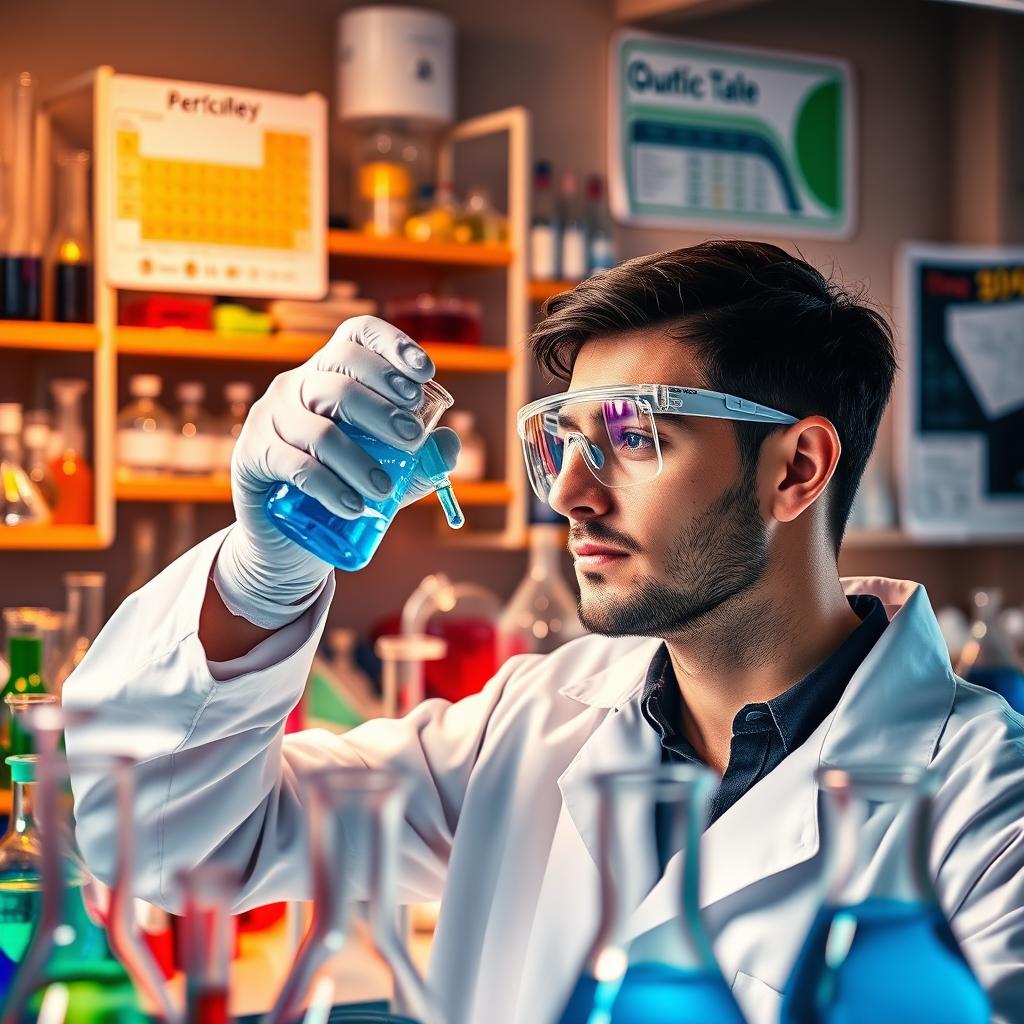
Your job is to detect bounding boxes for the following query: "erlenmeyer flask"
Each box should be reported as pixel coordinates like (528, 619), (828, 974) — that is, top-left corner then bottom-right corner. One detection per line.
(266, 766), (439, 1024)
(1, 700), (176, 1024)
(955, 588), (1024, 712)
(559, 764), (745, 1024)
(780, 767), (989, 1023)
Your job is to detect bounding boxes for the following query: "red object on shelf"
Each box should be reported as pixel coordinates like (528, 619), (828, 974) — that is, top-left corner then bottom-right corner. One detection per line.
(385, 295), (482, 346)
(121, 296), (213, 330)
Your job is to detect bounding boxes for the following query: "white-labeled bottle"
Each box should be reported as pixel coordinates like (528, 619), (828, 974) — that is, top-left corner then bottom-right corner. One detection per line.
(530, 160), (559, 280)
(117, 375), (175, 476)
(173, 381), (218, 476)
(558, 169), (588, 282)
(217, 381), (254, 474)
(585, 173), (616, 274)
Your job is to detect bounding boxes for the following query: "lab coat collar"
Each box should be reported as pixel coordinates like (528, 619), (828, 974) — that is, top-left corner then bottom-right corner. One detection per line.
(556, 576), (957, 934)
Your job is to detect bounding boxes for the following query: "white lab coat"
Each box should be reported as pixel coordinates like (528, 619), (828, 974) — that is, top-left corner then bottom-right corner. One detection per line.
(64, 529), (1024, 1024)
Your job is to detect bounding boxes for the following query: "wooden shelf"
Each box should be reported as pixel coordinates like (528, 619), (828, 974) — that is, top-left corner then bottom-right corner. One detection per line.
(0, 321), (99, 352)
(116, 327), (513, 371)
(327, 229), (513, 268)
(0, 524), (106, 550)
(116, 476), (514, 506)
(528, 279), (578, 303)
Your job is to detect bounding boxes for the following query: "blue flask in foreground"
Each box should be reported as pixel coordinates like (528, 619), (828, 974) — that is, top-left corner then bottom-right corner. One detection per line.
(558, 764), (746, 1024)
(781, 767), (989, 1024)
(264, 379), (463, 570)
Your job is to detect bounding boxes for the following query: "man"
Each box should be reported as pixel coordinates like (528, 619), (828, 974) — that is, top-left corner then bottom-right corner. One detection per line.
(66, 241), (1024, 1024)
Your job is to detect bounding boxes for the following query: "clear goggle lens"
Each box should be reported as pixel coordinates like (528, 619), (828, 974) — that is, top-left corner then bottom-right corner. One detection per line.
(522, 397), (663, 502)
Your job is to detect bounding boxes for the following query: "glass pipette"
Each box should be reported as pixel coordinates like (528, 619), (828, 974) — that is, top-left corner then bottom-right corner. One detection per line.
(419, 436), (465, 529)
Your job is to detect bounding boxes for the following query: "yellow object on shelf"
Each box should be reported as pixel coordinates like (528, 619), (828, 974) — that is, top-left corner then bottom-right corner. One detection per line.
(213, 304), (274, 335)
(358, 160), (413, 238)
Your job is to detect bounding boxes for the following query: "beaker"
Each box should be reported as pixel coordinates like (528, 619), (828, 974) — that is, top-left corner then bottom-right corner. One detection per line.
(374, 634), (447, 719)
(559, 764), (745, 1024)
(265, 766), (438, 1024)
(780, 766), (989, 1023)
(1, 700), (176, 1024)
(955, 588), (1024, 712)
(264, 379), (454, 571)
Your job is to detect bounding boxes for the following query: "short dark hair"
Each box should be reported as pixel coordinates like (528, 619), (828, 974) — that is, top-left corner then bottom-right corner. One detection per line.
(529, 240), (898, 553)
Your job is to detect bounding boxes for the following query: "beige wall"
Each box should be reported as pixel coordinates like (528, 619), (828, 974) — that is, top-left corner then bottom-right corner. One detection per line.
(1, 0), (1022, 633)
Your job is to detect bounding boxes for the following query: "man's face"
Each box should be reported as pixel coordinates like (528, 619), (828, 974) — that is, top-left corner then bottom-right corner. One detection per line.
(548, 331), (771, 638)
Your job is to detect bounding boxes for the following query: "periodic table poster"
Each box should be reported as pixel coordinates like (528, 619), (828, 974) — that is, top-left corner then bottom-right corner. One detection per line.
(103, 74), (326, 298)
(898, 243), (1024, 539)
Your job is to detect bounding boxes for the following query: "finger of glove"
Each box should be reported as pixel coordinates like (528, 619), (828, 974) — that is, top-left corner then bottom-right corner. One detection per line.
(273, 404), (400, 503)
(303, 346), (424, 412)
(264, 442), (366, 520)
(319, 315), (435, 383)
(297, 372), (425, 453)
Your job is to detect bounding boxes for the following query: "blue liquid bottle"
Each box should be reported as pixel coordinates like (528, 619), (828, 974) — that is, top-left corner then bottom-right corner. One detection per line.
(264, 380), (463, 570)
(955, 588), (1024, 712)
(781, 767), (989, 1024)
(558, 764), (746, 1024)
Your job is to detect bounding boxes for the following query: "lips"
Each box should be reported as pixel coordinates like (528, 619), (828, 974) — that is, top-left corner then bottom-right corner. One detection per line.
(571, 543), (630, 567)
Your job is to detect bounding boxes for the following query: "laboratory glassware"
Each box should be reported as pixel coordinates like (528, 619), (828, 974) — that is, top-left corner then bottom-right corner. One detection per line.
(2, 699), (175, 1024)
(497, 523), (586, 662)
(403, 183), (457, 243)
(585, 174), (615, 275)
(174, 382), (218, 476)
(53, 571), (106, 694)
(0, 403), (51, 526)
(780, 766), (989, 1024)
(559, 764), (745, 1024)
(22, 413), (58, 509)
(530, 160), (559, 280)
(49, 150), (94, 323)
(383, 295), (482, 346)
(558, 169), (587, 281)
(0, 73), (41, 321)
(445, 411), (485, 481)
(375, 634), (447, 719)
(117, 374), (176, 477)
(955, 588), (1024, 712)
(452, 187), (506, 245)
(266, 765), (438, 1024)
(217, 381), (254, 473)
(1, 614), (49, 786)
(264, 378), (464, 571)
(49, 378), (95, 524)
(122, 517), (159, 600)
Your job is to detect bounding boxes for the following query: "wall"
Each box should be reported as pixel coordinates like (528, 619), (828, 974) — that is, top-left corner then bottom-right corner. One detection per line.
(0, 0), (1021, 639)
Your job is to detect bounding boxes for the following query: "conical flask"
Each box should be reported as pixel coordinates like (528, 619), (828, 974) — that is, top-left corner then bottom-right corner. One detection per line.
(0, 698), (176, 1024)
(265, 766), (439, 1024)
(781, 767), (989, 1023)
(559, 763), (745, 1024)
(955, 587), (1024, 712)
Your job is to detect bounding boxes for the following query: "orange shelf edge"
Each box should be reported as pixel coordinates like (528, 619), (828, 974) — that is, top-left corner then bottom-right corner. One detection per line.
(0, 524), (106, 550)
(0, 321), (99, 352)
(327, 229), (513, 268)
(528, 279), (579, 303)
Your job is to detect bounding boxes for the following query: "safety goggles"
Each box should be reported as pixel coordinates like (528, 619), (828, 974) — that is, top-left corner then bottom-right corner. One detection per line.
(516, 384), (798, 503)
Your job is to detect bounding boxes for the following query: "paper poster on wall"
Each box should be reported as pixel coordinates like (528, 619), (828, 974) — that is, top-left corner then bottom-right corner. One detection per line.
(608, 31), (855, 238)
(102, 74), (326, 298)
(898, 243), (1024, 539)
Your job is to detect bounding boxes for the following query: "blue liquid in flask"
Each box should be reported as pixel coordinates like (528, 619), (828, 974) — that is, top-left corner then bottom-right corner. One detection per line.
(265, 422), (421, 571)
(965, 665), (1024, 713)
(781, 899), (989, 1024)
(559, 965), (744, 1024)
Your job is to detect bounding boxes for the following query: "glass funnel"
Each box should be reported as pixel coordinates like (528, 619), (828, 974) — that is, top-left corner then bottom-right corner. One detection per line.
(955, 588), (1024, 712)
(0, 701), (175, 1024)
(265, 766), (438, 1024)
(559, 763), (745, 1024)
(780, 766), (989, 1023)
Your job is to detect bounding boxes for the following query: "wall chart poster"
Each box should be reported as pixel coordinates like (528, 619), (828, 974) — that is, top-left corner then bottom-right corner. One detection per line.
(103, 74), (326, 298)
(609, 31), (855, 238)
(899, 243), (1024, 539)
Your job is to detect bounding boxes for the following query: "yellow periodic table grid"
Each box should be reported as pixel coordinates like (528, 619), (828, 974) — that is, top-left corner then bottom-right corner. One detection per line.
(115, 128), (313, 251)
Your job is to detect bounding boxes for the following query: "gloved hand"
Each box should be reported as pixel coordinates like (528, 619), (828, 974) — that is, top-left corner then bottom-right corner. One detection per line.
(214, 316), (461, 629)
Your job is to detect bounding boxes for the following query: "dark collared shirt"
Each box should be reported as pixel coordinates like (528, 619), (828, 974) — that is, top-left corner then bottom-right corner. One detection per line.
(640, 594), (889, 829)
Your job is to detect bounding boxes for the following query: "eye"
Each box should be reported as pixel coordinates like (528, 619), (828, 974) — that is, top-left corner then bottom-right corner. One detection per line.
(619, 430), (654, 451)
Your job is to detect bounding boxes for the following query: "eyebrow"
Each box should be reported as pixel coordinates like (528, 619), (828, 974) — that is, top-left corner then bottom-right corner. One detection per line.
(556, 408), (604, 431)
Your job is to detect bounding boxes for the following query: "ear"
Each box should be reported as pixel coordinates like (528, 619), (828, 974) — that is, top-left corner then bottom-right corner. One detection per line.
(762, 416), (842, 525)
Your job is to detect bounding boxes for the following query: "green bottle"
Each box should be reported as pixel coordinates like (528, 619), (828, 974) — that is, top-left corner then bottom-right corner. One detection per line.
(1, 610), (49, 790)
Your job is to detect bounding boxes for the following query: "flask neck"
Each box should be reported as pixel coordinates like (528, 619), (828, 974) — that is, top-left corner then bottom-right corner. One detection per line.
(6, 636), (43, 686)
(54, 395), (86, 458)
(53, 156), (91, 261)
(66, 581), (104, 643)
(7, 777), (34, 838)
(1, 431), (23, 464)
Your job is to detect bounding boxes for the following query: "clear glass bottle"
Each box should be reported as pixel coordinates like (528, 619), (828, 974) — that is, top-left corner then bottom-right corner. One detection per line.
(266, 766), (438, 1024)
(217, 380), (253, 474)
(49, 378), (94, 524)
(445, 410), (485, 482)
(530, 160), (559, 281)
(453, 186), (506, 245)
(49, 150), (94, 323)
(585, 174), (615, 275)
(53, 571), (106, 694)
(174, 381), (218, 476)
(122, 517), (158, 601)
(0, 403), (51, 526)
(559, 764), (745, 1023)
(21, 412), (58, 509)
(781, 767), (989, 1024)
(1, 612), (49, 789)
(497, 523), (586, 662)
(116, 374), (175, 477)
(558, 169), (587, 282)
(0, 73), (42, 322)
(955, 588), (1024, 712)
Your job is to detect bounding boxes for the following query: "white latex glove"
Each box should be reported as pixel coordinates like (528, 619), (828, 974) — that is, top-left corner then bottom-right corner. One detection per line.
(214, 316), (461, 628)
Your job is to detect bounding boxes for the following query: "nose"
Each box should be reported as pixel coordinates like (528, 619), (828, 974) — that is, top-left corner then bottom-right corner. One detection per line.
(548, 435), (612, 519)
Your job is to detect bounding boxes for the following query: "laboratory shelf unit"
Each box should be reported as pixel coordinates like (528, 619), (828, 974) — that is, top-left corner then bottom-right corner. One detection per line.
(0, 321), (100, 352)
(327, 229), (513, 268)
